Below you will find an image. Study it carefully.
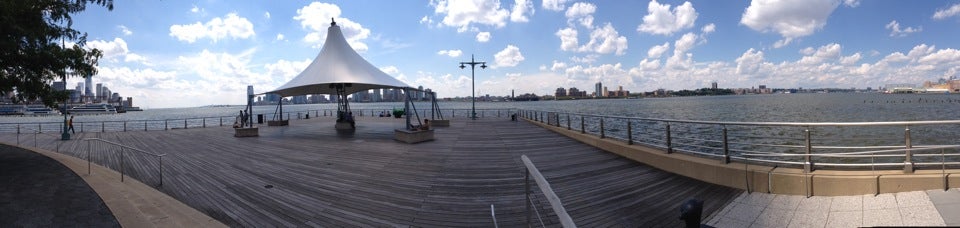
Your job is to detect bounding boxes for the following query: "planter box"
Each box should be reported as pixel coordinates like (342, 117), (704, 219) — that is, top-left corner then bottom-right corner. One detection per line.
(234, 127), (259, 137)
(394, 129), (434, 144)
(431, 119), (450, 127)
(335, 121), (354, 130)
(267, 120), (288, 126)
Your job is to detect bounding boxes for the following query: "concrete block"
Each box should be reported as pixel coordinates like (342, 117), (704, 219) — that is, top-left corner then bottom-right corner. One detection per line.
(394, 129), (434, 144)
(234, 128), (258, 137)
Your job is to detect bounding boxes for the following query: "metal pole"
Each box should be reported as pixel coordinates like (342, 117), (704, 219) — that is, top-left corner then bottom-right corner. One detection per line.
(164, 120), (168, 130)
(144, 121), (147, 131)
(804, 128), (812, 173)
(101, 122), (104, 132)
(904, 126), (913, 173)
(123, 122), (126, 132)
(120, 147), (125, 182)
(722, 126), (729, 164)
(159, 156), (163, 187)
(525, 169), (531, 227)
(184, 119), (187, 129)
(87, 140), (91, 175)
(666, 123), (672, 154)
(627, 120), (633, 145)
(600, 117), (605, 138)
(580, 116), (585, 134)
(567, 114), (571, 130)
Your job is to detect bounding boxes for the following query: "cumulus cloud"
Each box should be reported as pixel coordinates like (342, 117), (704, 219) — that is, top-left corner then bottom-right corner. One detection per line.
(885, 20), (922, 37)
(637, 0), (698, 36)
(843, 0), (860, 7)
(565, 2), (596, 28)
(294, 2), (371, 52)
(493, 45), (525, 68)
(798, 43), (841, 65)
(476, 32), (491, 42)
(169, 13), (255, 43)
(437, 49), (463, 57)
(701, 23), (715, 34)
(275, 33), (285, 41)
(86, 38), (148, 64)
(740, 0), (840, 48)
(933, 3), (960, 20)
(429, 0), (510, 32)
(839, 53), (861, 65)
(647, 42), (670, 58)
(510, 0), (535, 22)
(118, 25), (132, 36)
(735, 48), (764, 75)
(556, 27), (579, 51)
(542, 0), (570, 11)
(556, 23), (628, 55)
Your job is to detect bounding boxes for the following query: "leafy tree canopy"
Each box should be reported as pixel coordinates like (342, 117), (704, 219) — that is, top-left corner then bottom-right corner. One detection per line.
(0, 0), (113, 107)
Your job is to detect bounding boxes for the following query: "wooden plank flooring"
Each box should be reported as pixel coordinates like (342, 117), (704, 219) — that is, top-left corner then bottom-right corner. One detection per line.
(0, 116), (742, 227)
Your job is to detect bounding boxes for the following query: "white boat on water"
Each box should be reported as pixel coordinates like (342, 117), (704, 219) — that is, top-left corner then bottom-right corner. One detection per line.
(68, 104), (117, 115)
(23, 105), (60, 116)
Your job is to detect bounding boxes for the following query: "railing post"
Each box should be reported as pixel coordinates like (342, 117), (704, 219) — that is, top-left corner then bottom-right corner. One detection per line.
(184, 119), (187, 129)
(804, 128), (813, 173)
(567, 114), (571, 130)
(666, 123), (673, 154)
(722, 126), (729, 164)
(203, 118), (206, 128)
(555, 114), (560, 127)
(81, 123), (84, 132)
(87, 140), (91, 175)
(498, 110), (500, 118)
(525, 168), (531, 228)
(38, 123), (42, 133)
(627, 120), (633, 145)
(123, 122), (127, 132)
(159, 156), (164, 187)
(220, 117), (223, 126)
(144, 121), (147, 131)
(904, 126), (914, 173)
(101, 122), (104, 132)
(164, 120), (168, 130)
(599, 117), (605, 138)
(120, 147), (125, 183)
(580, 116), (585, 134)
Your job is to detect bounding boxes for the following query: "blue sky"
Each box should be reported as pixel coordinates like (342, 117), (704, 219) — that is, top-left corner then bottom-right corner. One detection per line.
(68, 0), (960, 108)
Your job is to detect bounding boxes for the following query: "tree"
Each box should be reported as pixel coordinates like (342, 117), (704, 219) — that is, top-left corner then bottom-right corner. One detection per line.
(0, 0), (113, 107)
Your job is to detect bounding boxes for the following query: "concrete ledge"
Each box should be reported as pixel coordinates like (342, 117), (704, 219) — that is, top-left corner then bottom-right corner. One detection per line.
(431, 119), (450, 127)
(266, 120), (288, 126)
(525, 118), (960, 196)
(394, 129), (434, 144)
(234, 127), (258, 137)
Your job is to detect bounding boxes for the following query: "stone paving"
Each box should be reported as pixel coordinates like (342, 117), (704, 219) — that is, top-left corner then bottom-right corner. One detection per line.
(706, 189), (957, 227)
(0, 144), (120, 227)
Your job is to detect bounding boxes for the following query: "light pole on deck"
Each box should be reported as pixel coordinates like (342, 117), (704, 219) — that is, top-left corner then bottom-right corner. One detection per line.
(459, 54), (486, 120)
(60, 39), (70, 140)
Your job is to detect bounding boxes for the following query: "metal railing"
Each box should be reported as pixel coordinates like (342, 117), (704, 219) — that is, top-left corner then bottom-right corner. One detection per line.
(520, 110), (960, 173)
(522, 155), (577, 228)
(85, 138), (166, 187)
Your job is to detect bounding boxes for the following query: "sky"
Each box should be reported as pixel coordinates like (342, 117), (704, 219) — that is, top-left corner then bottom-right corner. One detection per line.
(67, 0), (960, 108)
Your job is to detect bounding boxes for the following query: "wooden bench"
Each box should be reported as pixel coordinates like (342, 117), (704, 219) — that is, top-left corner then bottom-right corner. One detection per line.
(234, 127), (259, 137)
(266, 120), (288, 126)
(394, 129), (434, 143)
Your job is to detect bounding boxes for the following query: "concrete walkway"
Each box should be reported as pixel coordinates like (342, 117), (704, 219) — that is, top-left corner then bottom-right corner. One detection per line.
(0, 142), (226, 228)
(706, 189), (960, 227)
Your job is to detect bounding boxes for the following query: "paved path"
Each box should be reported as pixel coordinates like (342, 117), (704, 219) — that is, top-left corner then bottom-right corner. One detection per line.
(707, 189), (959, 227)
(0, 144), (120, 227)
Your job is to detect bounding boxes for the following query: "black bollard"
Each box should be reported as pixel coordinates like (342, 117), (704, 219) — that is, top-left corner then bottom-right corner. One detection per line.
(679, 199), (707, 228)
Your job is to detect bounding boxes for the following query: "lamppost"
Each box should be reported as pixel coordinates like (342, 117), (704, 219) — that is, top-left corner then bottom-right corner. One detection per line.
(459, 54), (486, 120)
(60, 40), (70, 140)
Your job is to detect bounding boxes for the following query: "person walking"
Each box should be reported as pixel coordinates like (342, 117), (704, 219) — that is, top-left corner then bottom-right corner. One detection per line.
(68, 116), (75, 134)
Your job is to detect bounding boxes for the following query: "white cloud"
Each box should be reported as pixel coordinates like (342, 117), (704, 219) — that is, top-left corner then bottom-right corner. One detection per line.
(556, 27), (579, 51)
(437, 49), (463, 57)
(275, 33), (285, 41)
(542, 0), (570, 11)
(476, 32), (491, 42)
(885, 20), (922, 37)
(933, 3), (960, 20)
(666, 32), (697, 69)
(294, 2), (371, 52)
(839, 53), (861, 65)
(86, 38), (148, 64)
(637, 0), (698, 36)
(740, 0), (840, 48)
(843, 0), (860, 7)
(550, 60), (568, 71)
(647, 42), (670, 58)
(430, 0), (510, 32)
(565, 2), (596, 28)
(118, 25), (132, 36)
(493, 45), (525, 68)
(510, 0), (535, 22)
(701, 23), (715, 34)
(190, 5), (201, 13)
(419, 15), (434, 26)
(169, 13), (255, 43)
(798, 43), (841, 65)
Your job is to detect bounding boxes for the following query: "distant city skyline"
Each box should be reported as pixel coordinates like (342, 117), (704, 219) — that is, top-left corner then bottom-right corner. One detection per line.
(65, 1), (960, 108)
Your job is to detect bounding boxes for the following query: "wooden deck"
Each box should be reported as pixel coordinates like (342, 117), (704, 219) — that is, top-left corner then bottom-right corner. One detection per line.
(0, 116), (742, 227)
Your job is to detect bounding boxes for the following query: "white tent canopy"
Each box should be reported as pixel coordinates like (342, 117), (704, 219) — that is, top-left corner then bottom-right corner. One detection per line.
(266, 19), (410, 97)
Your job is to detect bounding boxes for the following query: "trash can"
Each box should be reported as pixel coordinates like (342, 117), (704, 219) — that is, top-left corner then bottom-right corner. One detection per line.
(257, 114), (264, 124)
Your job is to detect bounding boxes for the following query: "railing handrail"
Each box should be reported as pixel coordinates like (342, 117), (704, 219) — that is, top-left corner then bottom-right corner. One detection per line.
(534, 110), (960, 127)
(83, 138), (166, 157)
(522, 155), (576, 228)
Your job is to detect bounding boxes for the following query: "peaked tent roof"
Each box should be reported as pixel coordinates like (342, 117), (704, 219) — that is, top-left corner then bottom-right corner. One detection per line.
(266, 20), (410, 97)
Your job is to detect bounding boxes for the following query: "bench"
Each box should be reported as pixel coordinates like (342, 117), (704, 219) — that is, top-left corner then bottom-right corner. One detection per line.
(394, 129), (434, 144)
(234, 127), (259, 137)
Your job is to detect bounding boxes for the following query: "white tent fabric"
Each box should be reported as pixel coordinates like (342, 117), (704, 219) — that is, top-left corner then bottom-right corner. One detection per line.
(266, 20), (410, 97)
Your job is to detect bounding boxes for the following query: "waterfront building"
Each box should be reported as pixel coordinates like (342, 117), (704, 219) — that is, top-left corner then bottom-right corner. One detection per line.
(594, 82), (602, 98)
(712, 81), (718, 90)
(84, 76), (92, 97)
(555, 87), (567, 97)
(602, 86), (608, 97)
(96, 83), (102, 101)
(52, 81), (65, 91)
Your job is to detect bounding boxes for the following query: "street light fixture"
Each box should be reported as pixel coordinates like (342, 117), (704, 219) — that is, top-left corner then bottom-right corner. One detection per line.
(459, 54), (486, 120)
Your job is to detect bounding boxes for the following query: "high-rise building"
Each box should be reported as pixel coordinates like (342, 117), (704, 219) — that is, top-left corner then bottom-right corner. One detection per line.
(595, 82), (603, 98)
(85, 76), (93, 97)
(602, 86), (608, 97)
(51, 81), (66, 91)
(96, 83), (103, 100)
(555, 87), (567, 97)
(711, 81), (718, 90)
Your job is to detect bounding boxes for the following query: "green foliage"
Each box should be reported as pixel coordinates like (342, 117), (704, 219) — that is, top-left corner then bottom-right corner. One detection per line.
(672, 88), (735, 97)
(0, 0), (113, 107)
